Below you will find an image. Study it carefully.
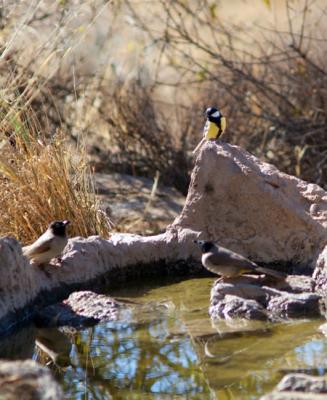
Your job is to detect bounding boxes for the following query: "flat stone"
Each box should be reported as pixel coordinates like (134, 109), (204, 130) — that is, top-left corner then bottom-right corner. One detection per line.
(277, 374), (327, 393)
(209, 294), (268, 320)
(34, 291), (120, 329)
(261, 374), (327, 400)
(210, 280), (270, 304)
(210, 276), (322, 320)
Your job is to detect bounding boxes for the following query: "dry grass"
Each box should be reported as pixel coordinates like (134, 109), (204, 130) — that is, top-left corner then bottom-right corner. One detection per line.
(0, 105), (112, 244)
(0, 1), (114, 243)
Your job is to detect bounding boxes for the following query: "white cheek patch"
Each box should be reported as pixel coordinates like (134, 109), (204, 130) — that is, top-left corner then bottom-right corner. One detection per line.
(211, 111), (220, 118)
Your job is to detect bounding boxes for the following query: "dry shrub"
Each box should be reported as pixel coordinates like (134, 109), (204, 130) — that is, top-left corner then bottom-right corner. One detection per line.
(0, 1), (196, 196)
(125, 0), (327, 189)
(93, 82), (191, 194)
(0, 2), (192, 197)
(32, 74), (196, 194)
(0, 1), (116, 242)
(0, 105), (112, 244)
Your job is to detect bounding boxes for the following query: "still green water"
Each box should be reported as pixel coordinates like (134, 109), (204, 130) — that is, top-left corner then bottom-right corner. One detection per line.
(33, 277), (327, 399)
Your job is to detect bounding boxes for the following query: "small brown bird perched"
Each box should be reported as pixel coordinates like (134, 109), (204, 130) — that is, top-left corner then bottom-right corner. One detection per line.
(194, 240), (286, 280)
(23, 220), (70, 267)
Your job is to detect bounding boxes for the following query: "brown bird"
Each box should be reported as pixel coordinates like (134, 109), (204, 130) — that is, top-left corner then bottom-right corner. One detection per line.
(23, 220), (70, 266)
(194, 240), (285, 280)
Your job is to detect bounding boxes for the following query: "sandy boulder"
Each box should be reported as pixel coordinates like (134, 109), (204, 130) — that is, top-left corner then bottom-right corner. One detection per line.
(172, 141), (327, 266)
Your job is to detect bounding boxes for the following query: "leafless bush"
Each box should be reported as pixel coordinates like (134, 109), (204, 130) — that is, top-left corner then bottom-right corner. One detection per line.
(90, 81), (191, 193)
(0, 1), (195, 194)
(125, 0), (327, 188)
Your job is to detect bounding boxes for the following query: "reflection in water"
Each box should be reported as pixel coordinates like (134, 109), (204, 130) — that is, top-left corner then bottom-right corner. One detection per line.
(1, 277), (327, 399)
(35, 328), (72, 367)
(60, 304), (212, 399)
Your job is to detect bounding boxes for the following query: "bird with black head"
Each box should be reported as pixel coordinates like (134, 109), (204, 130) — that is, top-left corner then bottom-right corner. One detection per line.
(193, 107), (227, 155)
(23, 220), (70, 267)
(194, 240), (285, 280)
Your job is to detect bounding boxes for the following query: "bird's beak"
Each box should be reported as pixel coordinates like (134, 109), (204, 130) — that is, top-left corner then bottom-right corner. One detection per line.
(63, 220), (70, 226)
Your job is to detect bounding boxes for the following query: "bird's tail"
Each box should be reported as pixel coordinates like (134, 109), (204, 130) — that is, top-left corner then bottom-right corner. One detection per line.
(255, 266), (286, 280)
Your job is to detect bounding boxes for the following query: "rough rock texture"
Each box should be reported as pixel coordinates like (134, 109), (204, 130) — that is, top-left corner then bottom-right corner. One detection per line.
(276, 374), (327, 393)
(263, 394), (327, 400)
(1, 141), (327, 335)
(209, 275), (322, 320)
(210, 293), (267, 320)
(261, 374), (327, 400)
(173, 142), (327, 265)
(313, 245), (327, 295)
(0, 237), (40, 335)
(267, 292), (321, 318)
(35, 291), (121, 330)
(0, 360), (63, 399)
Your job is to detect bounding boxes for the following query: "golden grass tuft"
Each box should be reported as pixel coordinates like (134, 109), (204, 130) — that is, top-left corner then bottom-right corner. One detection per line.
(0, 108), (112, 245)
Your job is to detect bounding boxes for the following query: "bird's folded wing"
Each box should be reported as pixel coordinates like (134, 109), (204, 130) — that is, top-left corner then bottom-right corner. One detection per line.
(23, 237), (54, 257)
(208, 251), (255, 271)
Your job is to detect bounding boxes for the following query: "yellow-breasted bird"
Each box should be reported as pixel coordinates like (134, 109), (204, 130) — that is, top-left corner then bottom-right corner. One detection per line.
(193, 107), (227, 154)
(204, 107), (226, 140)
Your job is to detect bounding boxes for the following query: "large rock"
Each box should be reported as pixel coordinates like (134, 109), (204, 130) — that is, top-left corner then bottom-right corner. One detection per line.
(35, 291), (121, 330)
(0, 238), (40, 336)
(0, 141), (327, 335)
(209, 275), (322, 320)
(173, 142), (327, 265)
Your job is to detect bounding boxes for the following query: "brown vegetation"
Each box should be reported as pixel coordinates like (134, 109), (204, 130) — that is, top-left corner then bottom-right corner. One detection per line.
(0, 107), (112, 243)
(125, 0), (327, 188)
(0, 0), (326, 241)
